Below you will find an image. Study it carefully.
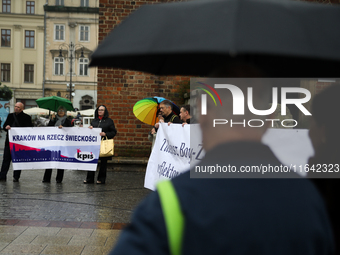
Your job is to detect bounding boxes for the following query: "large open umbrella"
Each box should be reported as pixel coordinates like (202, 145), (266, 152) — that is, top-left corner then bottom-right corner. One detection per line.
(133, 97), (180, 126)
(89, 0), (340, 77)
(36, 96), (74, 112)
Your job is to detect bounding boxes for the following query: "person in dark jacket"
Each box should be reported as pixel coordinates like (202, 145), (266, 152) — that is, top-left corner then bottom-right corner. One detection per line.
(42, 106), (72, 183)
(179, 104), (191, 125)
(160, 100), (181, 124)
(109, 76), (334, 255)
(0, 102), (33, 182)
(84, 105), (117, 184)
(154, 100), (181, 131)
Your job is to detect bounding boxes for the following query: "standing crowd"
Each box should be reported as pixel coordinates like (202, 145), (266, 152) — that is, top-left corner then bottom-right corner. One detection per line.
(0, 103), (117, 185)
(0, 100), (188, 184)
(1, 84), (339, 255)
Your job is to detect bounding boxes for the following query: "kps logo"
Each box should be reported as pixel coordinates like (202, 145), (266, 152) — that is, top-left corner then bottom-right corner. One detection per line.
(75, 149), (94, 162)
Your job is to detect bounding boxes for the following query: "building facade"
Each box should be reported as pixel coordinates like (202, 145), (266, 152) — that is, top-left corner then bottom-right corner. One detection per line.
(44, 0), (99, 110)
(0, 0), (45, 110)
(0, 0), (98, 113)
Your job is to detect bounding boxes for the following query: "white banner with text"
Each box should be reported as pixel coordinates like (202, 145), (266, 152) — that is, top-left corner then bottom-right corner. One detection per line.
(9, 127), (101, 171)
(145, 125), (314, 189)
(144, 123), (204, 190)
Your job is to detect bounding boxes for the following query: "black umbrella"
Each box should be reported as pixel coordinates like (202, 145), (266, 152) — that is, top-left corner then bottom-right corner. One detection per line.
(90, 0), (340, 77)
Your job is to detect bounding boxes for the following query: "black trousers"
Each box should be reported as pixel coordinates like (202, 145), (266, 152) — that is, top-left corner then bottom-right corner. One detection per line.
(43, 169), (64, 182)
(0, 141), (21, 180)
(86, 158), (108, 182)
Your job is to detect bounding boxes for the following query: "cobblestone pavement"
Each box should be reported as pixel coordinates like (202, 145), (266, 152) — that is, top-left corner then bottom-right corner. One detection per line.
(0, 170), (150, 223)
(0, 133), (151, 254)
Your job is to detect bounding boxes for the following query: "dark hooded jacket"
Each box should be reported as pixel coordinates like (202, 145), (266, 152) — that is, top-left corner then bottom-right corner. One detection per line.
(91, 105), (117, 140)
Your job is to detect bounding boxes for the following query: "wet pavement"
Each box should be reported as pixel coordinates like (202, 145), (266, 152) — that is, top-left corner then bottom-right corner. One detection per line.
(0, 132), (151, 254)
(0, 171), (150, 223)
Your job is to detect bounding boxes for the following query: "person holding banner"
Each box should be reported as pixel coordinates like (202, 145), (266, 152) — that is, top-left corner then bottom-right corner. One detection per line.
(154, 100), (181, 130)
(0, 102), (33, 182)
(84, 105), (117, 184)
(179, 104), (191, 125)
(148, 111), (163, 150)
(42, 106), (72, 183)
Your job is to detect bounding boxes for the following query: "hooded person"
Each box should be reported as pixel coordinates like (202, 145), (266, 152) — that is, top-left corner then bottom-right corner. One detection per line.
(84, 105), (117, 184)
(42, 105), (72, 183)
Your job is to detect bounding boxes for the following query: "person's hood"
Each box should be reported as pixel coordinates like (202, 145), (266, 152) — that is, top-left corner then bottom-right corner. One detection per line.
(94, 105), (109, 119)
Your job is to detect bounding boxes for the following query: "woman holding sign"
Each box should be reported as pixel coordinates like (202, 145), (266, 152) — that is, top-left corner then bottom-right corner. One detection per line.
(84, 105), (117, 184)
(42, 106), (72, 183)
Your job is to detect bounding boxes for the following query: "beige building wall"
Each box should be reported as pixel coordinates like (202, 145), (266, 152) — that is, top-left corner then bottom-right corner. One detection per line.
(44, 0), (99, 110)
(0, 0), (45, 110)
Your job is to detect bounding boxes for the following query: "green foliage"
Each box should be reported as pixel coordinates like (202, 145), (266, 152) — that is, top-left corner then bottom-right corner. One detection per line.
(0, 82), (13, 100)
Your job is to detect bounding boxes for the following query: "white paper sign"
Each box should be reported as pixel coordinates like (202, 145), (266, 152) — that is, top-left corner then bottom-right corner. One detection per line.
(144, 123), (203, 190)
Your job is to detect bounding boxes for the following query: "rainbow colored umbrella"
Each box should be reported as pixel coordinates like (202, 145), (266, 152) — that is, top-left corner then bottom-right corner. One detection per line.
(133, 97), (180, 126)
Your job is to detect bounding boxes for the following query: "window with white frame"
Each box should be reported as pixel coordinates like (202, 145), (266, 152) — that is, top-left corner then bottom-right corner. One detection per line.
(79, 58), (88, 76)
(54, 57), (64, 75)
(79, 25), (89, 41)
(55, 25), (65, 41)
(80, 0), (89, 7)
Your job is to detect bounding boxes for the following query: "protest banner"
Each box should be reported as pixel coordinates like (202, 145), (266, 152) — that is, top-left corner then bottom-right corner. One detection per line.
(144, 123), (204, 190)
(9, 127), (101, 171)
(145, 125), (314, 189)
